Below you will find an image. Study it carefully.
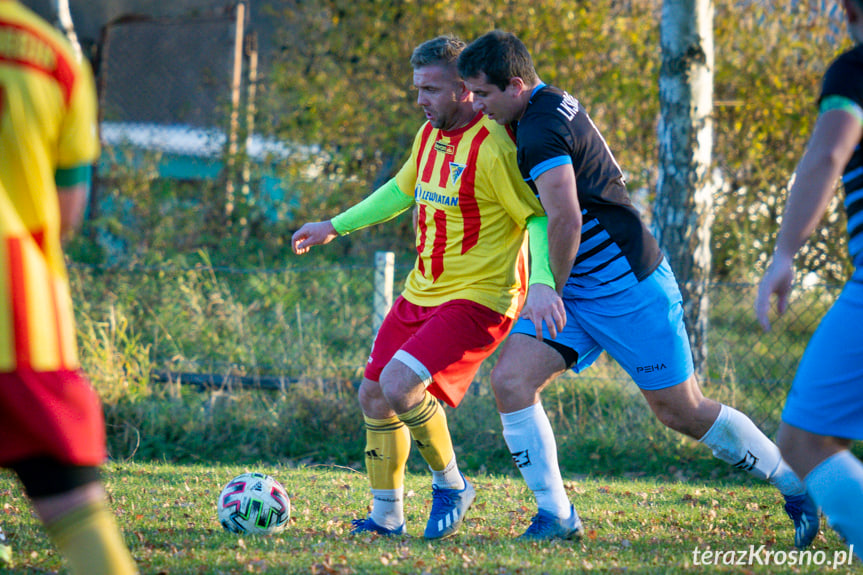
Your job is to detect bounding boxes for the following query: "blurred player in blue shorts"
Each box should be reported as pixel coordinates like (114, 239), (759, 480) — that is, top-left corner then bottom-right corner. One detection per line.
(458, 30), (818, 546)
(756, 0), (863, 556)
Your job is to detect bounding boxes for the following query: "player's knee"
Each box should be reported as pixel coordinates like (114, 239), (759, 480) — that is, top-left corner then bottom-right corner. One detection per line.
(653, 406), (680, 431)
(377, 370), (402, 401)
(378, 359), (429, 409)
(490, 360), (524, 395)
(776, 424), (849, 468)
(358, 379), (387, 413)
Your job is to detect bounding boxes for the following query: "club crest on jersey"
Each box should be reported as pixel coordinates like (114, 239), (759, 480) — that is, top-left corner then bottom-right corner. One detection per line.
(434, 140), (455, 155)
(449, 162), (466, 185)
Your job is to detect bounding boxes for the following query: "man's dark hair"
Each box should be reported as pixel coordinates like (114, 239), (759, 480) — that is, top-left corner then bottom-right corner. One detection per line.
(410, 35), (465, 69)
(457, 30), (538, 91)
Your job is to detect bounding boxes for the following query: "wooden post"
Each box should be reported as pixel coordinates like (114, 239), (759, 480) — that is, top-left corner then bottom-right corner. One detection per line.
(225, 2), (246, 218)
(241, 31), (258, 205)
(373, 252), (395, 333)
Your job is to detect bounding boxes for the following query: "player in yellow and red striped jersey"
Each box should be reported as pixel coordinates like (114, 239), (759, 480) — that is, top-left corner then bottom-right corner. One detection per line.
(291, 35), (551, 540)
(0, 2), (137, 573)
(394, 114), (534, 322)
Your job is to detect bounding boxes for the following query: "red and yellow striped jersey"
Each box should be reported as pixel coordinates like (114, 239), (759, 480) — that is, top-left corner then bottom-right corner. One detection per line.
(395, 113), (544, 318)
(0, 1), (99, 371)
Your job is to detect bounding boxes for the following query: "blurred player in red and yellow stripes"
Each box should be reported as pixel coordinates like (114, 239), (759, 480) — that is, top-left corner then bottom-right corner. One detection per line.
(0, 1), (137, 573)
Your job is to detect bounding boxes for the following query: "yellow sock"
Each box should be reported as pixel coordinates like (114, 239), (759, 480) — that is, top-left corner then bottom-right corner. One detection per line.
(399, 391), (454, 471)
(364, 414), (411, 489)
(45, 499), (138, 575)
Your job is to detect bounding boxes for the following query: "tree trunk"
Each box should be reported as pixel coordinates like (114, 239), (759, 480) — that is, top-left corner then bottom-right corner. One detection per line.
(655, 0), (715, 381)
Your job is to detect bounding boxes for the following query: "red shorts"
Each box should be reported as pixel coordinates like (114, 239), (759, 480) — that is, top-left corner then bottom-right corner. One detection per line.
(0, 369), (106, 467)
(365, 296), (513, 408)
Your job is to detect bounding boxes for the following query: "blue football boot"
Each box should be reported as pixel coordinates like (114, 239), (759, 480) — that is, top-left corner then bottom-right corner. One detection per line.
(423, 475), (476, 540)
(518, 505), (584, 541)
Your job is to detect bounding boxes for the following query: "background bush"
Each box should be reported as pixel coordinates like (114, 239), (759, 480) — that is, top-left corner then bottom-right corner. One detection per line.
(70, 0), (863, 476)
(72, 255), (859, 479)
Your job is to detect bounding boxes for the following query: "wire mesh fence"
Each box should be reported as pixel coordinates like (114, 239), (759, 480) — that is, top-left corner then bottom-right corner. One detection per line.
(69, 256), (840, 436)
(92, 3), (289, 236)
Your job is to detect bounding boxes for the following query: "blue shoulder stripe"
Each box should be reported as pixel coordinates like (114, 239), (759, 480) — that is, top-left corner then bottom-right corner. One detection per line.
(528, 155), (572, 182)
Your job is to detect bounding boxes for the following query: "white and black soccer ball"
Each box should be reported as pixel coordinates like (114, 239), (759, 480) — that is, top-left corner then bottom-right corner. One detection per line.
(217, 472), (290, 535)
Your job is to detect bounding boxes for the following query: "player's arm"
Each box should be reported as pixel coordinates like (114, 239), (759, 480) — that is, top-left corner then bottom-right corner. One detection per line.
(523, 214), (566, 340)
(534, 164), (581, 292)
(755, 104), (862, 331)
(485, 152), (567, 338)
(291, 178), (414, 255)
(55, 165), (91, 241)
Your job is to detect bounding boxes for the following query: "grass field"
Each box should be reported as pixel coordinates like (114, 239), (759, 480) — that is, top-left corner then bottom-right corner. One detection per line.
(49, 258), (860, 573)
(0, 462), (857, 574)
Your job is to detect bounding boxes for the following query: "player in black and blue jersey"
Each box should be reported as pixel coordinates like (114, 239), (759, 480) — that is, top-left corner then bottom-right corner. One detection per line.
(458, 30), (818, 547)
(756, 0), (863, 555)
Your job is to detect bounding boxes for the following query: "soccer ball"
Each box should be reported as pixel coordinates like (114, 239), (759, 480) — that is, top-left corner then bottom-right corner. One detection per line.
(217, 472), (290, 535)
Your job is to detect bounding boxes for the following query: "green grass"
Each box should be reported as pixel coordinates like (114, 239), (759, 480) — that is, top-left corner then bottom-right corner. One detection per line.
(47, 255), (862, 572)
(69, 255), (822, 476)
(0, 462), (857, 574)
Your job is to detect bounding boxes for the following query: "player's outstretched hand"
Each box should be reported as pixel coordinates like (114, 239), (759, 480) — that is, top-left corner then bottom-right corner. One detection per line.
(291, 221), (339, 255)
(521, 283), (566, 342)
(755, 253), (794, 332)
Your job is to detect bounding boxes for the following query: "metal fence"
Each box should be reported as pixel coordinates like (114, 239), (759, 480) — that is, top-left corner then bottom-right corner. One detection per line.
(92, 3), (282, 229)
(69, 255), (839, 436)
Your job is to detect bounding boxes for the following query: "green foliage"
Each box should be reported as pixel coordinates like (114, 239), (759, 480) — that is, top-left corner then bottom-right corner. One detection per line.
(78, 1), (852, 279)
(100, 383), (364, 465)
(259, 0), (850, 279)
(264, 1), (661, 250)
(76, 303), (152, 404)
(71, 257), (863, 478)
(0, 463), (854, 574)
(712, 3), (851, 282)
(70, 251), (378, 381)
(91, 147), (238, 260)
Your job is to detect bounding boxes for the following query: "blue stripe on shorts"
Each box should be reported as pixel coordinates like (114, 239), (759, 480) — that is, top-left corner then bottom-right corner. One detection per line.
(510, 258), (694, 390)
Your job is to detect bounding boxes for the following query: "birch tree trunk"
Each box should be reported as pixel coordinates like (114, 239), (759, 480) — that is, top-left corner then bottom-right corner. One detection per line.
(654, 0), (715, 381)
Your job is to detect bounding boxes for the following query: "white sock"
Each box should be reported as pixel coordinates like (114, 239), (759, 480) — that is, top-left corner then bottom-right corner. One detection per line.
(699, 405), (805, 496)
(806, 450), (863, 555)
(431, 456), (464, 490)
(370, 487), (404, 530)
(501, 402), (572, 518)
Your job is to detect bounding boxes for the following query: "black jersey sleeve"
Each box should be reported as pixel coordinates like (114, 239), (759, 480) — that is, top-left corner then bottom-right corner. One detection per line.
(517, 110), (575, 183)
(820, 46), (863, 109)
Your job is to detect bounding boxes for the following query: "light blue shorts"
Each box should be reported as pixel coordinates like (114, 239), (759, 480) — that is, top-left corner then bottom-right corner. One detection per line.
(511, 258), (694, 390)
(782, 280), (863, 440)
